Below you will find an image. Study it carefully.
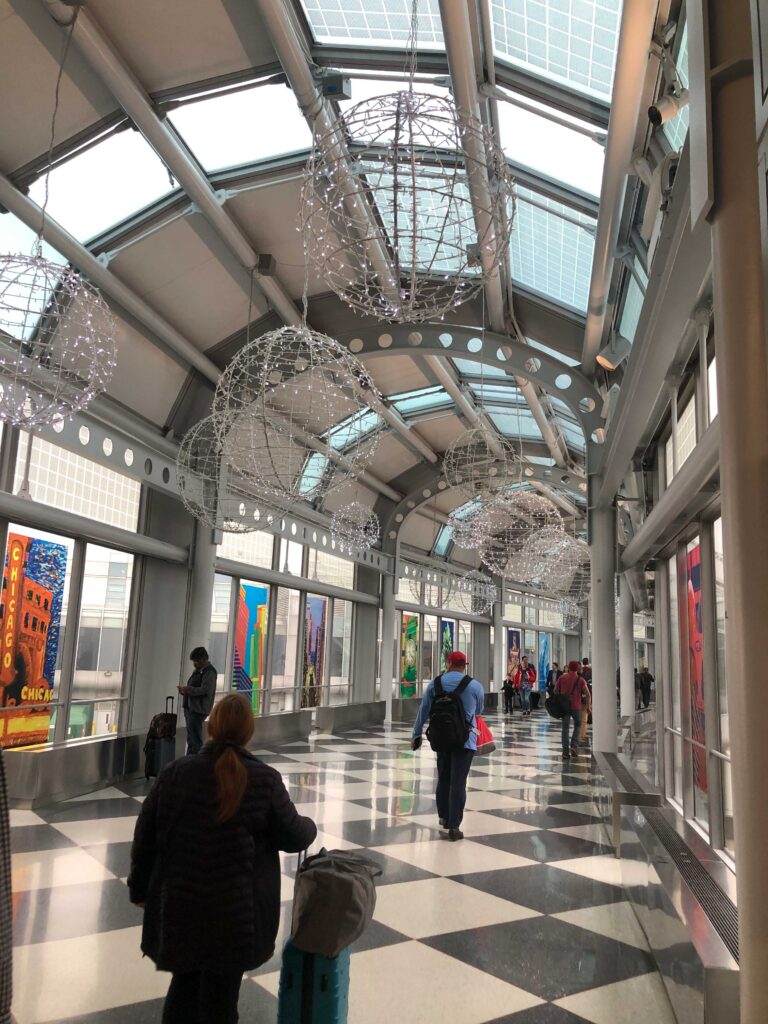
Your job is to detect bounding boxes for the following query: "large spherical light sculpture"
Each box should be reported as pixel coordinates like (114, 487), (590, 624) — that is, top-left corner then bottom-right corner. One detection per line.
(478, 491), (563, 578)
(447, 503), (487, 550)
(302, 91), (516, 323)
(443, 426), (522, 499)
(331, 502), (379, 554)
(517, 526), (580, 587)
(213, 326), (381, 509)
(177, 412), (262, 534)
(0, 254), (116, 428)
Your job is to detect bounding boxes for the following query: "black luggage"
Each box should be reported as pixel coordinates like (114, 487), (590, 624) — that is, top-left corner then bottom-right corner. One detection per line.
(530, 691), (541, 710)
(144, 697), (177, 778)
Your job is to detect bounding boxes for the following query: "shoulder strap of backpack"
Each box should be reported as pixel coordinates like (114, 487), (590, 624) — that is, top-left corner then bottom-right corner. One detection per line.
(432, 675), (444, 697)
(455, 675), (472, 696)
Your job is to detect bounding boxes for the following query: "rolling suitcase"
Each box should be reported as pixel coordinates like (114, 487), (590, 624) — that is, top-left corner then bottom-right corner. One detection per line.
(277, 938), (350, 1024)
(144, 696), (177, 778)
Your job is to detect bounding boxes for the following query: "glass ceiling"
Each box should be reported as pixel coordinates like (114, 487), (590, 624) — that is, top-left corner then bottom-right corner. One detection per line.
(662, 21), (689, 154)
(510, 186), (596, 311)
(301, 0), (444, 48)
(168, 82), (311, 173)
(490, 0), (623, 101)
(618, 259), (648, 343)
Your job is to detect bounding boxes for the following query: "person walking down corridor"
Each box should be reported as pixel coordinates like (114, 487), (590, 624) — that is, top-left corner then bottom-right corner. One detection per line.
(411, 651), (484, 842)
(501, 672), (515, 714)
(555, 661), (591, 761)
(178, 646), (217, 755)
(129, 694), (317, 1024)
(638, 666), (654, 709)
(515, 655), (537, 717)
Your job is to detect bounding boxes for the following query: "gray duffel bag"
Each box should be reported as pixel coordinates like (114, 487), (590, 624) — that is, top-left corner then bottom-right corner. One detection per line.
(291, 848), (382, 958)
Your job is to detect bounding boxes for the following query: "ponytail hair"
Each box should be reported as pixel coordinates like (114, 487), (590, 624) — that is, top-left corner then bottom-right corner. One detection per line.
(206, 694), (255, 822)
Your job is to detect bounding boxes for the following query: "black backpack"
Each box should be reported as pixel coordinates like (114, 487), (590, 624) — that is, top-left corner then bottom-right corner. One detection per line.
(426, 675), (472, 752)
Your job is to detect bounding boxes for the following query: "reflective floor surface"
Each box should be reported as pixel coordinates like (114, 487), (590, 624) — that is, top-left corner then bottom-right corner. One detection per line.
(10, 710), (678, 1023)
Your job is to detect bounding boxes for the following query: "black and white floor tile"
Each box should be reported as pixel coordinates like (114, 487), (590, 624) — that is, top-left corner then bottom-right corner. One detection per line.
(10, 711), (678, 1024)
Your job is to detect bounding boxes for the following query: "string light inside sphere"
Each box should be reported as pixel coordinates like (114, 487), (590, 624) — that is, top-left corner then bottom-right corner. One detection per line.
(443, 426), (522, 499)
(331, 502), (380, 554)
(0, 254), (116, 428)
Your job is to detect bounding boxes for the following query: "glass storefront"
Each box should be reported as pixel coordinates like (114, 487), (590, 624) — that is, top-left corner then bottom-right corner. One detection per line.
(270, 587), (301, 711)
(329, 598), (352, 705)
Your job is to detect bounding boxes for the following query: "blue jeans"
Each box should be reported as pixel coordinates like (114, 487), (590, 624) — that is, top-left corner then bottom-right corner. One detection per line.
(184, 708), (205, 755)
(561, 710), (583, 754)
(435, 748), (475, 829)
(521, 684), (531, 711)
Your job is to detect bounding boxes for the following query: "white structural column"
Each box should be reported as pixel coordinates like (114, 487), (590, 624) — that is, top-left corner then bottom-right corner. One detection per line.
(618, 573), (635, 718)
(589, 481), (617, 753)
(493, 593), (505, 693)
(183, 522), (218, 661)
(708, 0), (768, 1017)
(380, 574), (397, 726)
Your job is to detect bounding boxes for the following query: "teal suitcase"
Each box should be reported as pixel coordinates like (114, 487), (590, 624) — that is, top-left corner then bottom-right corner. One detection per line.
(277, 938), (350, 1023)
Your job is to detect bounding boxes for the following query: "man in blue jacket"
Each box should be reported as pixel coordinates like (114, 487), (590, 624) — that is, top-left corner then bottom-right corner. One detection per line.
(410, 651), (484, 841)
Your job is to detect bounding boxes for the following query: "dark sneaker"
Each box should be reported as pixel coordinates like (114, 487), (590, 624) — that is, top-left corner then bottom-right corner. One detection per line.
(448, 828), (464, 841)
(562, 752), (571, 760)
(438, 818), (448, 832)
(570, 748), (579, 758)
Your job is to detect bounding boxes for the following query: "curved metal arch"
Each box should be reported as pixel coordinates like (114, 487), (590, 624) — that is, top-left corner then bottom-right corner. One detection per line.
(382, 463), (588, 543)
(339, 324), (605, 457)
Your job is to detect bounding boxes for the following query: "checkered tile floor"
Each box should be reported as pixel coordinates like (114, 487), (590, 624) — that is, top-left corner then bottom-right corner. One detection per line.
(10, 711), (678, 1024)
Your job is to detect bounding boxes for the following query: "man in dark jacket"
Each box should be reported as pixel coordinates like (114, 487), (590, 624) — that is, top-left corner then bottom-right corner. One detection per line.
(545, 662), (562, 695)
(178, 646), (217, 754)
(128, 747), (316, 1021)
(638, 666), (654, 709)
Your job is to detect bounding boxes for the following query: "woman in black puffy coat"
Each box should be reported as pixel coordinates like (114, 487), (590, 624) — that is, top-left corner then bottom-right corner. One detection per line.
(128, 693), (317, 1024)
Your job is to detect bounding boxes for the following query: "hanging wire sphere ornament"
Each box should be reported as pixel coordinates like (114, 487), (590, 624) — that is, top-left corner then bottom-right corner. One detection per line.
(0, 253), (117, 428)
(301, 91), (516, 323)
(447, 503), (487, 550)
(331, 502), (380, 554)
(213, 325), (382, 509)
(456, 569), (497, 615)
(176, 412), (266, 534)
(517, 527), (583, 587)
(443, 426), (522, 499)
(478, 490), (564, 578)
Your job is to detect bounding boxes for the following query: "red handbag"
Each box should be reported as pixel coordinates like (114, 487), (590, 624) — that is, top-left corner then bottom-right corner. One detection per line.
(475, 714), (496, 755)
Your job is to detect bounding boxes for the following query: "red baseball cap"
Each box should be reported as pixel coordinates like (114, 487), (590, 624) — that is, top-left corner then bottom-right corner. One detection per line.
(447, 651), (468, 666)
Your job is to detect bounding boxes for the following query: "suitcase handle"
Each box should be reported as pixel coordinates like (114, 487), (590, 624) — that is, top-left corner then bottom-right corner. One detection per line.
(166, 695), (174, 713)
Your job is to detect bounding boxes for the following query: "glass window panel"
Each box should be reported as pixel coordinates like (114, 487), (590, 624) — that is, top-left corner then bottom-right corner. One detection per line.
(488, 409), (544, 439)
(300, 0), (444, 48)
(421, 614), (437, 685)
(496, 91), (605, 195)
(458, 620), (472, 670)
(217, 530), (274, 569)
(209, 573), (233, 693)
(439, 618), (456, 671)
(668, 555), (681, 731)
(524, 629), (537, 664)
(400, 611), (419, 697)
(524, 606), (538, 625)
(720, 758), (735, 855)
(72, 547), (133, 719)
(327, 409), (383, 448)
(329, 598), (353, 704)
(713, 519), (729, 756)
(452, 358), (509, 378)
(0, 214), (64, 342)
(672, 732), (683, 804)
(510, 188), (596, 310)
(505, 593), (523, 621)
(279, 539), (303, 575)
(662, 22), (690, 153)
(619, 265), (647, 343)
(15, 433), (141, 532)
(677, 396), (697, 468)
(433, 526), (452, 557)
(687, 537), (708, 828)
(302, 594), (328, 707)
(270, 587), (301, 709)
(0, 525), (74, 748)
(708, 357), (718, 422)
(309, 548), (355, 589)
(168, 83), (310, 172)
(665, 434), (674, 487)
(28, 129), (175, 243)
(491, 0), (623, 101)
(233, 580), (269, 713)
(391, 385), (452, 415)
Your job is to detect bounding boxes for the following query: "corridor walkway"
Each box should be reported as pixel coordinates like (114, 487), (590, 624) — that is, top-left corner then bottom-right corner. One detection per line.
(10, 711), (677, 1023)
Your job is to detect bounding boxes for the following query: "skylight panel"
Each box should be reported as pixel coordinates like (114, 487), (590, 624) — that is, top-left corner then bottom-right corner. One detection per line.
(299, 452), (329, 496)
(327, 408), (383, 448)
(488, 409), (544, 439)
(526, 337), (580, 367)
(300, 0), (444, 48)
(0, 214), (62, 340)
(618, 265), (647, 342)
(452, 358), (508, 378)
(663, 22), (690, 153)
(391, 385), (452, 415)
(27, 130), (175, 244)
(491, 0), (623, 101)
(433, 525), (452, 556)
(495, 89), (605, 196)
(510, 187), (596, 311)
(469, 382), (521, 403)
(168, 83), (311, 173)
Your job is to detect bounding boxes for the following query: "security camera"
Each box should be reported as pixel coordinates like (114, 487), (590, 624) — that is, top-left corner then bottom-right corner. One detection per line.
(648, 89), (689, 127)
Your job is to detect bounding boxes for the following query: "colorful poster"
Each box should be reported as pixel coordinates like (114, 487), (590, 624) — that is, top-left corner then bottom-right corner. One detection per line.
(232, 583), (268, 713)
(687, 544), (707, 793)
(0, 533), (67, 748)
(440, 619), (455, 671)
(537, 633), (551, 692)
(400, 613), (418, 698)
(507, 628), (521, 677)
(302, 595), (327, 708)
